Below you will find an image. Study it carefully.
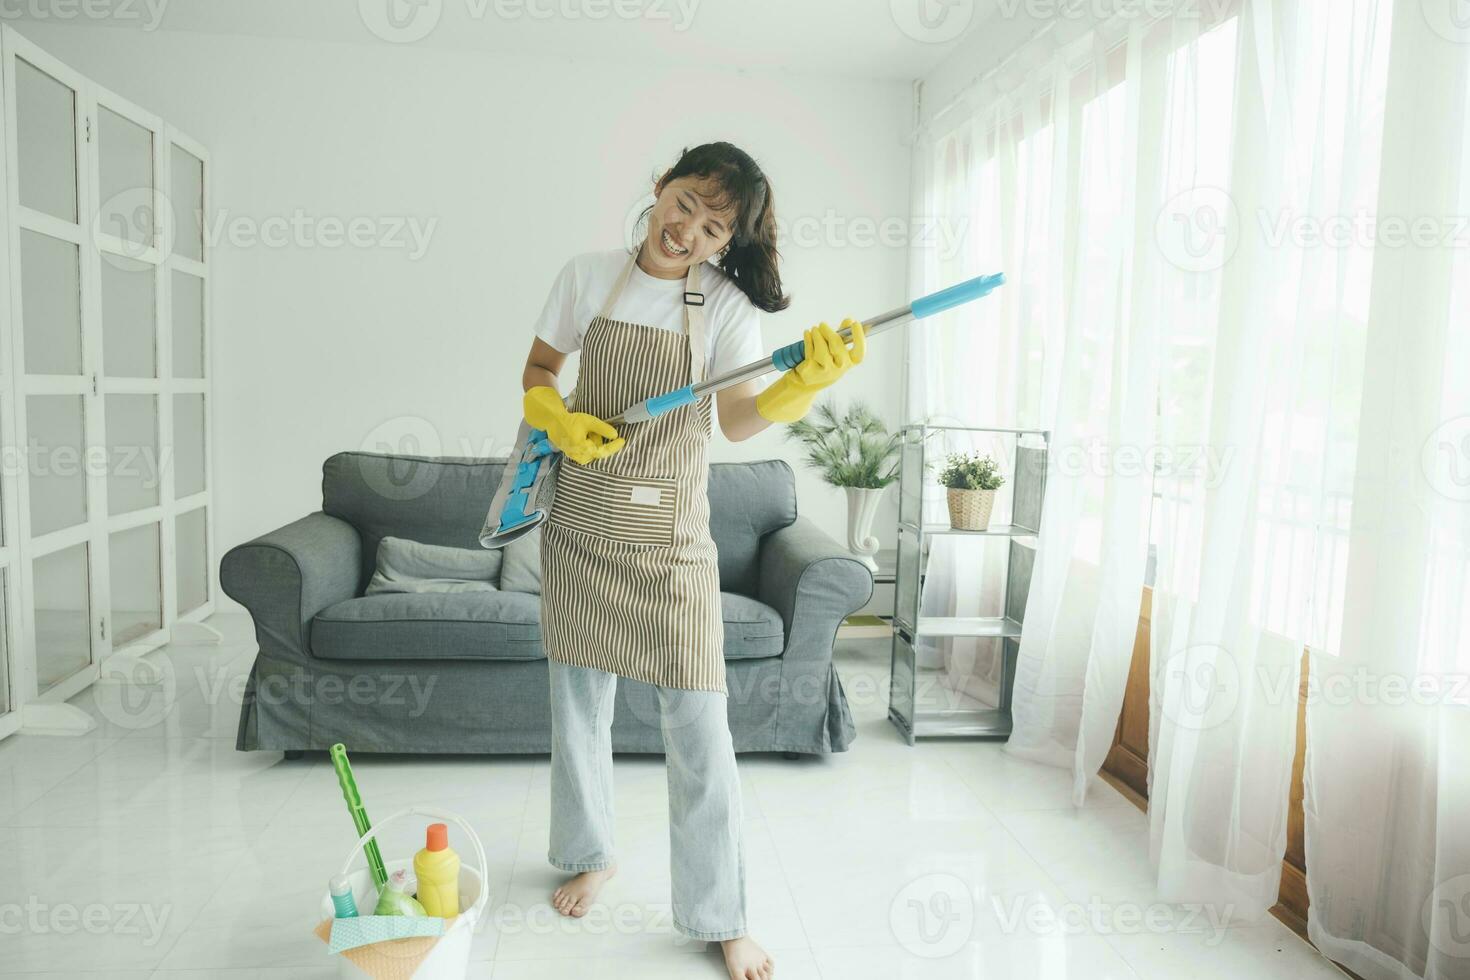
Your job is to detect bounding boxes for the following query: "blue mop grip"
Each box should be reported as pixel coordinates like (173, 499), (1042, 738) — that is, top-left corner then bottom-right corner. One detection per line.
(643, 385), (698, 418)
(772, 340), (806, 371)
(910, 272), (1006, 319)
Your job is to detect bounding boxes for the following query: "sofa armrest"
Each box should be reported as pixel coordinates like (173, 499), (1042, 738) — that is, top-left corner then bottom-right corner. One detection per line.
(757, 516), (874, 658)
(220, 511), (362, 663)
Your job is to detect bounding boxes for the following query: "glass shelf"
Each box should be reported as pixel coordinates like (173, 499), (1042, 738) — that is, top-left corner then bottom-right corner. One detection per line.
(899, 521), (1039, 538)
(908, 616), (1023, 638)
(888, 422), (1048, 744)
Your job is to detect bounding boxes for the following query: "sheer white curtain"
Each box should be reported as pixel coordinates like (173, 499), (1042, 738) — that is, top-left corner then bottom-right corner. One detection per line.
(1305, 1), (1470, 977)
(913, 0), (1449, 943)
(1147, 0), (1394, 921)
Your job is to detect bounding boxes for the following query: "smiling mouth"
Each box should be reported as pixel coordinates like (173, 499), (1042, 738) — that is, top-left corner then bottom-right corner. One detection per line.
(659, 228), (690, 258)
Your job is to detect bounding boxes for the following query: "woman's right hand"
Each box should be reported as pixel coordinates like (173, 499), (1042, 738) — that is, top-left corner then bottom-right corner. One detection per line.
(523, 386), (625, 465)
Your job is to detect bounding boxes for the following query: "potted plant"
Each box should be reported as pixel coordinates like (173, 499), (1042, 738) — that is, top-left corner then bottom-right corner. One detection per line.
(938, 451), (1005, 530)
(784, 399), (899, 570)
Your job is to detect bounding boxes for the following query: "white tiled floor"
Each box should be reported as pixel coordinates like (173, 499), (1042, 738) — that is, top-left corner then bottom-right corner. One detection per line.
(0, 614), (1346, 979)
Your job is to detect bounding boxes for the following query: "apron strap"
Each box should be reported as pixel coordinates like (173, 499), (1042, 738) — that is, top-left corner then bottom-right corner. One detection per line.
(684, 259), (707, 385)
(598, 247), (709, 385)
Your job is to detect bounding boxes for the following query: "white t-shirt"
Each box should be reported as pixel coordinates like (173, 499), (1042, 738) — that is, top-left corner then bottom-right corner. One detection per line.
(533, 249), (766, 381)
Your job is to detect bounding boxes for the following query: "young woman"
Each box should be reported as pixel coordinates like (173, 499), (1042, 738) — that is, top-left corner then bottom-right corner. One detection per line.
(520, 142), (866, 980)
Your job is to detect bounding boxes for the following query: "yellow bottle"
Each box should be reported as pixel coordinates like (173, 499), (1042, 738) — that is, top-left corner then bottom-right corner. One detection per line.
(413, 823), (461, 917)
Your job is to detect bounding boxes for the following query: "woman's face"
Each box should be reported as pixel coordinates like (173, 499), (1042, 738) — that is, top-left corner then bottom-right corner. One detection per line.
(641, 174), (738, 276)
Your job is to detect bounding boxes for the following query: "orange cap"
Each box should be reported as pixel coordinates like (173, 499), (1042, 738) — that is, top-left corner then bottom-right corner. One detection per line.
(426, 823), (448, 851)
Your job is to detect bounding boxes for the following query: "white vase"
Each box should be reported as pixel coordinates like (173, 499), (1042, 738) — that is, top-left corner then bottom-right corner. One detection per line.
(844, 486), (885, 571)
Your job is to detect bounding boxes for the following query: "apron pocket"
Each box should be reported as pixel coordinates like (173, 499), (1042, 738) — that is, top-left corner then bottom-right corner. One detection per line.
(550, 464), (678, 547)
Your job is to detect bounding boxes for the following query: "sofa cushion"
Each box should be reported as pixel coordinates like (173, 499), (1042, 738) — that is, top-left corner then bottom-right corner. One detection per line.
(311, 591), (543, 662)
(322, 452), (509, 596)
(708, 461), (798, 596)
(499, 526), (542, 595)
(309, 589), (784, 665)
(721, 592), (785, 660)
(366, 535), (503, 595)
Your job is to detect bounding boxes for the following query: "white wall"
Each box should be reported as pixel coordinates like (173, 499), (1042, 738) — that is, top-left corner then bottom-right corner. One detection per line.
(15, 24), (914, 607)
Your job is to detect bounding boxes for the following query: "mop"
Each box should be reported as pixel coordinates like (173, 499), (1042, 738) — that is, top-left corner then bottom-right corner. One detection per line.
(479, 271), (1005, 548)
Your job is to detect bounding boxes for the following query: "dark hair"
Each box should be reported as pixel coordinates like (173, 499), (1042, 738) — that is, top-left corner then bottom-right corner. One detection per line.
(635, 142), (790, 313)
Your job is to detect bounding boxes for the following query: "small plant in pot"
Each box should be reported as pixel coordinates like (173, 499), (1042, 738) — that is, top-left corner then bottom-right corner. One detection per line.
(939, 451), (1005, 530)
(783, 399), (899, 570)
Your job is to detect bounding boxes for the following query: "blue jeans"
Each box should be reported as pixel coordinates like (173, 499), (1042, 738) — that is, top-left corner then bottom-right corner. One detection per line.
(546, 656), (748, 941)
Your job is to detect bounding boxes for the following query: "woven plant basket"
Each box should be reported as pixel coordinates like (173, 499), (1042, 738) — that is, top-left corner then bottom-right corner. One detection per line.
(946, 487), (996, 531)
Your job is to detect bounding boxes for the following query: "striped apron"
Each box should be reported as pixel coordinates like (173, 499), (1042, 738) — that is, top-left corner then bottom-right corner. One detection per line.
(538, 251), (727, 694)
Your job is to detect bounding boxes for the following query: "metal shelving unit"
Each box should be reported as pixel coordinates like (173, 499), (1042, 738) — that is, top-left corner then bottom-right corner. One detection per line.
(888, 424), (1049, 744)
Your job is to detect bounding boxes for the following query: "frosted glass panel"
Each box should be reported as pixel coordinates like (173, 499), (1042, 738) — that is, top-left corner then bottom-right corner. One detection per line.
(16, 58), (76, 223)
(27, 396), (88, 537)
(172, 270), (204, 378)
(34, 543), (92, 694)
(0, 573), (9, 717)
(173, 394), (206, 497)
(21, 230), (82, 375)
(176, 507), (208, 615)
(106, 394), (160, 514)
(171, 144), (204, 262)
(109, 523), (161, 646)
(102, 254), (157, 377)
(98, 106), (154, 250)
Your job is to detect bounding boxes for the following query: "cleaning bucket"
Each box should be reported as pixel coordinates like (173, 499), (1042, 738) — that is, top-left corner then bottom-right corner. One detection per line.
(318, 806), (489, 980)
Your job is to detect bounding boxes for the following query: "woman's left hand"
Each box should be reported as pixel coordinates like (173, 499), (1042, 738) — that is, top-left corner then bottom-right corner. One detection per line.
(791, 318), (866, 388)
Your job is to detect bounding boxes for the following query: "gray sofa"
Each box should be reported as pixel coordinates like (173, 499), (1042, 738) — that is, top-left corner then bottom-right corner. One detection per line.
(222, 451), (871, 757)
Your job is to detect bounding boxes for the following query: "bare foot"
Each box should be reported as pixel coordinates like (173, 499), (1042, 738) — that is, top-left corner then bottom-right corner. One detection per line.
(721, 935), (774, 980)
(550, 863), (616, 917)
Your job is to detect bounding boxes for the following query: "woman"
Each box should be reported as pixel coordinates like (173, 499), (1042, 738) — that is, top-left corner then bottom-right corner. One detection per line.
(520, 142), (865, 980)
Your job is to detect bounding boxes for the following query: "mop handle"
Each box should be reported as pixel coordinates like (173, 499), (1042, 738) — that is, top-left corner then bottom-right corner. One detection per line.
(606, 272), (1005, 425)
(330, 743), (389, 889)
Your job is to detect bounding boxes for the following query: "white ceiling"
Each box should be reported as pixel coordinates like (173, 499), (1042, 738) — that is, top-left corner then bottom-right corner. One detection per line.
(8, 0), (995, 80)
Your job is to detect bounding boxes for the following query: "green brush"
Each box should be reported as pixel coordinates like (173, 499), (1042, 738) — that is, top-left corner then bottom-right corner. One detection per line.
(330, 742), (388, 889)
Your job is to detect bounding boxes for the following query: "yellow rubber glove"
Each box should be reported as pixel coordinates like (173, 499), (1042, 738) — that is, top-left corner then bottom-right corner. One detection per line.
(755, 318), (867, 424)
(523, 386), (625, 465)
